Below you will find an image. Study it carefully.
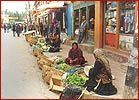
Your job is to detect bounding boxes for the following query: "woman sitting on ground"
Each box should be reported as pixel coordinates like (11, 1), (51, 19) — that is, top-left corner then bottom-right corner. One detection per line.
(84, 49), (117, 96)
(65, 42), (86, 65)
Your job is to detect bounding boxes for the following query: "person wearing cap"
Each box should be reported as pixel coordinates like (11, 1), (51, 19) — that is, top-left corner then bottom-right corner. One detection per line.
(84, 49), (117, 95)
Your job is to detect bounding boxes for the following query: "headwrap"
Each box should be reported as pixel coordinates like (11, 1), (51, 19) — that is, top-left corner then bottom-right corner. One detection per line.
(93, 49), (111, 74)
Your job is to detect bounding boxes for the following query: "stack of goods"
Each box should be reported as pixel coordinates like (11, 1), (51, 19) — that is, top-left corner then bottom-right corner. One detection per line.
(29, 37), (38, 46)
(33, 47), (43, 57)
(25, 34), (32, 42)
(65, 72), (88, 88)
(37, 54), (53, 69)
(36, 38), (51, 52)
(42, 65), (64, 84)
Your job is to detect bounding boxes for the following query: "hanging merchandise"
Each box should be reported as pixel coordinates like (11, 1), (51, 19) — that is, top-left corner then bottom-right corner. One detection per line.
(135, 11), (138, 33)
(125, 10), (134, 34)
(63, 12), (65, 29)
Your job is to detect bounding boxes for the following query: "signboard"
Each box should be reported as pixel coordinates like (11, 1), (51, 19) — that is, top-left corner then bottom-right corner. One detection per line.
(8, 16), (18, 19)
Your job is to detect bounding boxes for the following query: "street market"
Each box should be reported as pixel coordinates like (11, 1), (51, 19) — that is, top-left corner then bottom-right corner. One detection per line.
(1, 1), (138, 99)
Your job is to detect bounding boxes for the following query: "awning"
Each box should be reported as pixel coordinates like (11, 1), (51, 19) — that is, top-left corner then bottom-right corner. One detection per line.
(37, 10), (50, 18)
(32, 1), (65, 15)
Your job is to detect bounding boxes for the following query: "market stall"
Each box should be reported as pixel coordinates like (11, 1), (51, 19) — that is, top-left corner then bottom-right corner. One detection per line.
(24, 33), (90, 99)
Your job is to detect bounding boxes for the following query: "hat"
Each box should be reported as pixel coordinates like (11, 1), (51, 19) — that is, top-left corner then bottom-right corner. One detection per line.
(84, 65), (94, 76)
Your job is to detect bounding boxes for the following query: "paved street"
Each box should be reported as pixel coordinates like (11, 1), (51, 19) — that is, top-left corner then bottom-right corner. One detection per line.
(1, 29), (128, 99)
(1, 29), (59, 99)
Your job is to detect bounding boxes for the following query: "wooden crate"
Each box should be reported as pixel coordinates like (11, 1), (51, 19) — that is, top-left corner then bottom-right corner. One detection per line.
(38, 54), (48, 61)
(29, 37), (37, 46)
(37, 58), (53, 70)
(49, 74), (64, 92)
(42, 65), (64, 84)
(33, 48), (43, 57)
(25, 34), (32, 42)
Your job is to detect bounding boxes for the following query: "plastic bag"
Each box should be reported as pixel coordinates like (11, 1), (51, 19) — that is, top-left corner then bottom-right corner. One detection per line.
(59, 84), (82, 99)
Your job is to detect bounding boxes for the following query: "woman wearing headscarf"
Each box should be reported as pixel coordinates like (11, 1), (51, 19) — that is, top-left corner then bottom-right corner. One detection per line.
(65, 42), (86, 65)
(84, 49), (117, 95)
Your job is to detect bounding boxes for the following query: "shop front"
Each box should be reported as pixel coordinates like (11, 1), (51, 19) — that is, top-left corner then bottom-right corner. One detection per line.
(73, 1), (95, 44)
(32, 1), (67, 35)
(102, 1), (138, 55)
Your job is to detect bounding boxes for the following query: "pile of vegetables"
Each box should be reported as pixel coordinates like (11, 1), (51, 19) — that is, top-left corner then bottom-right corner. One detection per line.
(54, 57), (65, 64)
(56, 63), (71, 72)
(36, 38), (51, 52)
(65, 73), (88, 87)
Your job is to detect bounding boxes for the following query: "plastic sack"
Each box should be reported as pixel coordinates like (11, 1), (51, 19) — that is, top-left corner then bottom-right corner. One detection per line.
(59, 84), (82, 99)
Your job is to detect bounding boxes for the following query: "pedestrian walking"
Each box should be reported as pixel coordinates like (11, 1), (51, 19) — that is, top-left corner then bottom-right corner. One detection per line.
(77, 16), (87, 44)
(49, 22), (54, 34)
(12, 23), (16, 37)
(56, 20), (61, 35)
(44, 22), (48, 37)
(24, 24), (27, 33)
(39, 22), (43, 36)
(16, 24), (21, 37)
(3, 24), (7, 33)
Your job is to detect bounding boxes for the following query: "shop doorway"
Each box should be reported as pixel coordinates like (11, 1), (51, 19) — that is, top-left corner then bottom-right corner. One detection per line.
(87, 5), (95, 44)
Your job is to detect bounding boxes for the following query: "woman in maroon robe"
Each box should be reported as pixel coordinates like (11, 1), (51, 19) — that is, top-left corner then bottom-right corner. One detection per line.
(65, 42), (86, 65)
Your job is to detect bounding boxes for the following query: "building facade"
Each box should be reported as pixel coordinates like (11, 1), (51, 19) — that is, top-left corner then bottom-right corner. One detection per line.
(31, 1), (138, 56)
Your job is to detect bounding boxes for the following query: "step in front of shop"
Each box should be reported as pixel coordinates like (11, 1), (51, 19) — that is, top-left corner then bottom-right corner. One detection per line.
(65, 40), (128, 63)
(102, 49), (129, 63)
(65, 40), (94, 53)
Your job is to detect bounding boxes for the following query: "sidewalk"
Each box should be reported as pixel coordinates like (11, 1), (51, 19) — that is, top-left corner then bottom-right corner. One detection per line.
(43, 44), (128, 99)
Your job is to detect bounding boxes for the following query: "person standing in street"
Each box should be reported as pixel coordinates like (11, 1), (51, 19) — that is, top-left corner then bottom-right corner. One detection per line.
(24, 23), (27, 33)
(43, 21), (48, 37)
(44, 22), (48, 37)
(3, 24), (7, 33)
(78, 16), (87, 44)
(16, 24), (21, 37)
(12, 23), (16, 37)
(49, 22), (54, 34)
(39, 22), (43, 36)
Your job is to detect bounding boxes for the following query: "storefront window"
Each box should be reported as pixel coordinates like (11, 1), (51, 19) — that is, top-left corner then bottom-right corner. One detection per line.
(88, 5), (95, 31)
(74, 10), (79, 31)
(104, 1), (117, 47)
(119, 2), (135, 34)
(119, 2), (135, 51)
(87, 5), (95, 44)
(105, 1), (117, 33)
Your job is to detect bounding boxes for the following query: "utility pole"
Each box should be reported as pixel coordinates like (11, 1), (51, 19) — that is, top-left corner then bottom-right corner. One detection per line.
(28, 1), (32, 25)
